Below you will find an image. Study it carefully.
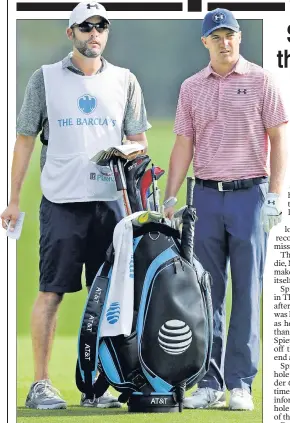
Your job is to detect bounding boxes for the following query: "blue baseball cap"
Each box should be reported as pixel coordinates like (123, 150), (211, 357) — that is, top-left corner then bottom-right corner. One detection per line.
(202, 8), (240, 37)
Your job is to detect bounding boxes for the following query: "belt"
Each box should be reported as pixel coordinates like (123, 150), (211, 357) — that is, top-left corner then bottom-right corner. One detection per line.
(195, 177), (268, 192)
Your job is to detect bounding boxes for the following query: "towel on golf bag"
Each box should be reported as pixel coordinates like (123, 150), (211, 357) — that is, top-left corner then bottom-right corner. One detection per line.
(76, 221), (213, 404)
(100, 211), (145, 337)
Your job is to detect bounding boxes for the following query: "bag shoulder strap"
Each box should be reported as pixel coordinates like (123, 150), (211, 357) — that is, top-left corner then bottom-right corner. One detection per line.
(76, 261), (111, 397)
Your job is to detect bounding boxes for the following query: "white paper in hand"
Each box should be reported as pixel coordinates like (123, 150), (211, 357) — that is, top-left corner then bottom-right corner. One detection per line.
(6, 212), (25, 240)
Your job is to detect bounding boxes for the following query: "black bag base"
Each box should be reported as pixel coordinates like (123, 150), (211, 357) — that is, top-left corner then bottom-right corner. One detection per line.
(127, 393), (180, 413)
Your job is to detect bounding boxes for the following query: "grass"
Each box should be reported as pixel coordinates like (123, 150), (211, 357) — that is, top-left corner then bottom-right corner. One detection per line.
(16, 120), (262, 422)
(17, 336), (262, 423)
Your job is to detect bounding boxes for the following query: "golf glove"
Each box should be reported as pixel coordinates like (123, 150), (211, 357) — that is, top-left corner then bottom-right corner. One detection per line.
(261, 193), (282, 233)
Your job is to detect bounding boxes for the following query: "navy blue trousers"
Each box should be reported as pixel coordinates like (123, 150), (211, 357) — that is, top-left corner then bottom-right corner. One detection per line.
(193, 182), (268, 392)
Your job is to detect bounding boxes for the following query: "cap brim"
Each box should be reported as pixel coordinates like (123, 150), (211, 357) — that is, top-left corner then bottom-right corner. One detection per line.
(203, 25), (239, 37)
(71, 13), (110, 26)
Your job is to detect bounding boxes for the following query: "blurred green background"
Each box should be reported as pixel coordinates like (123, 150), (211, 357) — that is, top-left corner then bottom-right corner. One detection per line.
(17, 19), (263, 118)
(16, 19), (263, 337)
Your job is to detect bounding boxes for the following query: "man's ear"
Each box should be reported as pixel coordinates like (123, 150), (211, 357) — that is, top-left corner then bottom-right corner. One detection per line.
(66, 27), (73, 40)
(238, 31), (242, 44)
(201, 36), (209, 49)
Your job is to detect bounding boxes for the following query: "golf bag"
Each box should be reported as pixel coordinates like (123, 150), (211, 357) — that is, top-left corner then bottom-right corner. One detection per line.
(75, 158), (213, 413)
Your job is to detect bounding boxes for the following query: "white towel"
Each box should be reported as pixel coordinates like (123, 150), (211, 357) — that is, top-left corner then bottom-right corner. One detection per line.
(100, 211), (144, 337)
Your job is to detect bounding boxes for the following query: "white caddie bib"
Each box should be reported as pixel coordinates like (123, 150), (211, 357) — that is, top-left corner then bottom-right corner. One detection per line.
(41, 60), (129, 203)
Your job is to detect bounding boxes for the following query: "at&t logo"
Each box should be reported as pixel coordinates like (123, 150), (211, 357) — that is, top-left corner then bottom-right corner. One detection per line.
(158, 320), (192, 355)
(106, 302), (121, 324)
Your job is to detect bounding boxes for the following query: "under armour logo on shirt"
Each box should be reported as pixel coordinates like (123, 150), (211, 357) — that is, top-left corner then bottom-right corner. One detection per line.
(237, 89), (247, 94)
(87, 3), (99, 9)
(268, 200), (275, 205)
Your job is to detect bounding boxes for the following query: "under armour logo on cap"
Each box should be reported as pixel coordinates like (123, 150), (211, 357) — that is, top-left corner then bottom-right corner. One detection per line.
(237, 89), (247, 94)
(213, 12), (226, 23)
(69, 1), (110, 28)
(87, 3), (99, 9)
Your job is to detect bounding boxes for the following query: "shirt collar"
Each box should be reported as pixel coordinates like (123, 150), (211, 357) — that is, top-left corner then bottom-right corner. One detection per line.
(204, 55), (249, 78)
(234, 55), (249, 74)
(61, 52), (106, 74)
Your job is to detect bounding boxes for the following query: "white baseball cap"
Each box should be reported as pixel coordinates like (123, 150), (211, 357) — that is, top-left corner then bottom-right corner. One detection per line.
(69, 1), (110, 27)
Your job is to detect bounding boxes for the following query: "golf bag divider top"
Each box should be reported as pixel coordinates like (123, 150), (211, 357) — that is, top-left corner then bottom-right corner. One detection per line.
(76, 218), (213, 412)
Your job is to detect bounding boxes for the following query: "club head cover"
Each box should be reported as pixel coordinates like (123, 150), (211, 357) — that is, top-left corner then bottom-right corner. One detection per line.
(124, 155), (151, 212)
(140, 167), (165, 209)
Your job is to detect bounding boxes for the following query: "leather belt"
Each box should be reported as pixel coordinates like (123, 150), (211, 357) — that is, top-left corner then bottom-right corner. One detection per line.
(195, 177), (268, 192)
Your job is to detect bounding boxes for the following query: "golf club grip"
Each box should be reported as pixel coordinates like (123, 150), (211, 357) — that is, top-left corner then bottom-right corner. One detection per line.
(112, 163), (123, 191)
(151, 165), (157, 211)
(117, 159), (127, 190)
(186, 177), (194, 207)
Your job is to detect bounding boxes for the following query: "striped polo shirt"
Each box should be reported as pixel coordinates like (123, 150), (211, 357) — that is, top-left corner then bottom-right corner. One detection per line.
(174, 55), (288, 181)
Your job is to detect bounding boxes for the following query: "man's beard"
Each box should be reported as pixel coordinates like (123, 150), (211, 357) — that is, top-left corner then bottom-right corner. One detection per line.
(73, 35), (100, 58)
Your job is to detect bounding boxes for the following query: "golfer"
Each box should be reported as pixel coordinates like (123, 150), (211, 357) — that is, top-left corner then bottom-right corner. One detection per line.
(164, 9), (288, 411)
(2, 1), (150, 409)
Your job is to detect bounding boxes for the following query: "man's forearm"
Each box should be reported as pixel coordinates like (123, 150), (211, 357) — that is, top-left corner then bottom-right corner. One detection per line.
(10, 134), (36, 204)
(268, 124), (288, 194)
(164, 136), (193, 200)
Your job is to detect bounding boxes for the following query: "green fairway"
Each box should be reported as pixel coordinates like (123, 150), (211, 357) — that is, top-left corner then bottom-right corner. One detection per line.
(17, 120), (262, 422)
(17, 336), (262, 423)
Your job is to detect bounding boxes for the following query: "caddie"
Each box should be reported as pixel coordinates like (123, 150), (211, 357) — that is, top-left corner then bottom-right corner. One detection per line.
(1, 1), (150, 409)
(164, 8), (288, 411)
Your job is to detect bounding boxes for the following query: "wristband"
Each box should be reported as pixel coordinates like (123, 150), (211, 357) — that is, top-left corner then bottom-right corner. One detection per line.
(163, 197), (177, 208)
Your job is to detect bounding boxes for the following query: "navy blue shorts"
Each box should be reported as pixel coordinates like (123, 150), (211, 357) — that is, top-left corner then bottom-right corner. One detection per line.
(39, 196), (125, 293)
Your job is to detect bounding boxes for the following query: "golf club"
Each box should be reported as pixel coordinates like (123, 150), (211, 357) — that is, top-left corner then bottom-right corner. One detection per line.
(111, 157), (132, 215)
(140, 167), (165, 210)
(124, 155), (151, 212)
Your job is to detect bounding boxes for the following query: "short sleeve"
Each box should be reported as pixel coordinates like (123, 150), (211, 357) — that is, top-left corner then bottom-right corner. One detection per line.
(16, 68), (46, 137)
(262, 72), (289, 129)
(173, 80), (194, 139)
(123, 72), (151, 136)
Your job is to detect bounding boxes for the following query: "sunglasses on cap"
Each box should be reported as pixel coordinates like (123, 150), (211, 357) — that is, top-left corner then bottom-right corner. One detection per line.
(73, 20), (109, 33)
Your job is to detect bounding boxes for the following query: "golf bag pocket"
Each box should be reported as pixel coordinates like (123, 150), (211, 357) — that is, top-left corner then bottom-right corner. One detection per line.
(99, 333), (150, 393)
(138, 248), (212, 392)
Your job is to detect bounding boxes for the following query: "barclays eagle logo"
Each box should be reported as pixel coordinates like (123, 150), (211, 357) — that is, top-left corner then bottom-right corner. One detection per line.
(106, 302), (121, 324)
(78, 94), (97, 114)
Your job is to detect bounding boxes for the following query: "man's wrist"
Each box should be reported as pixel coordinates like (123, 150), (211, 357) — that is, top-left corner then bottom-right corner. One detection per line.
(9, 197), (20, 206)
(163, 197), (177, 208)
(266, 192), (279, 198)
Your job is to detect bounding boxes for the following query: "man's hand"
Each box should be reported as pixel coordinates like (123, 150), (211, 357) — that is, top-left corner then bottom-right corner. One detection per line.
(164, 206), (175, 220)
(261, 193), (282, 232)
(125, 133), (148, 153)
(1, 202), (20, 231)
(163, 197), (177, 219)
